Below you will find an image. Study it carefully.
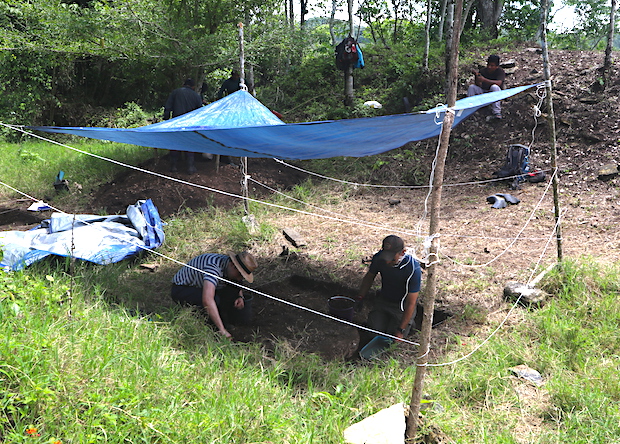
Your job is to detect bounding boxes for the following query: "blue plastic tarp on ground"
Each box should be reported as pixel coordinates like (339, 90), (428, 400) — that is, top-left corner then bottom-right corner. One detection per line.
(30, 84), (539, 160)
(0, 199), (164, 271)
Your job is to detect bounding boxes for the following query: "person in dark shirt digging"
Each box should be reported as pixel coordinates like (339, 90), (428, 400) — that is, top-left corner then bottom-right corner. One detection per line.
(163, 78), (203, 174)
(354, 235), (422, 358)
(467, 54), (506, 120)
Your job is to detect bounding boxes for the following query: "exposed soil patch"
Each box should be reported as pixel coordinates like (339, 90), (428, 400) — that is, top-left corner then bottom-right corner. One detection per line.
(0, 203), (47, 231)
(229, 274), (452, 361)
(88, 154), (308, 218)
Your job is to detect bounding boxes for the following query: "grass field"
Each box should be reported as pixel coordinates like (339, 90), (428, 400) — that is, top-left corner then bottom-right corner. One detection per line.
(1, 140), (619, 443)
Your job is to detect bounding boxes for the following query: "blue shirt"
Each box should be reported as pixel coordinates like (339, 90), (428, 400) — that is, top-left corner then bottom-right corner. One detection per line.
(369, 252), (421, 304)
(172, 253), (230, 289)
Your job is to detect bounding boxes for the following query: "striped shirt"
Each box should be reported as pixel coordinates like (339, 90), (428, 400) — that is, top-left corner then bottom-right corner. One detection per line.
(172, 254), (230, 289)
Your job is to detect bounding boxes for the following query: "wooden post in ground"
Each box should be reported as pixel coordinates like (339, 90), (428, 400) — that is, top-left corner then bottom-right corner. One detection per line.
(539, 0), (563, 263)
(238, 22), (250, 217)
(405, 0), (463, 439)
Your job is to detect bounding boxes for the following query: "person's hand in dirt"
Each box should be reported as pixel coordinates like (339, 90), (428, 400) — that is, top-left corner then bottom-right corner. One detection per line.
(394, 329), (406, 342)
(234, 296), (245, 310)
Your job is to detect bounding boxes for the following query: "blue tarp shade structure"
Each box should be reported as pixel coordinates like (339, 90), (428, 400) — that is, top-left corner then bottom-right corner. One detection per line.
(0, 199), (164, 271)
(31, 85), (539, 160)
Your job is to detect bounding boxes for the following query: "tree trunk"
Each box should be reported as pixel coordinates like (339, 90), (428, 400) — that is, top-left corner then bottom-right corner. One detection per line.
(344, 64), (354, 106)
(476, 0), (504, 39)
(444, 0), (455, 91)
(300, 0), (308, 29)
(423, 0), (431, 71)
(344, 0), (354, 106)
(329, 0), (338, 46)
(438, 0), (447, 41)
(285, 0), (289, 27)
(457, 0), (476, 41)
(391, 0), (401, 43)
(540, 0), (563, 263)
(603, 0), (617, 90)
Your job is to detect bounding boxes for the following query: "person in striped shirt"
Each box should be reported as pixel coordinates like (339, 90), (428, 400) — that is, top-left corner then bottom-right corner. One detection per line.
(171, 251), (258, 339)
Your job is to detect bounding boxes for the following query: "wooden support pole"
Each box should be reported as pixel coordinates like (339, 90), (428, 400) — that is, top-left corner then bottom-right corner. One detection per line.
(540, 0), (563, 263)
(238, 22), (250, 216)
(405, 0), (463, 439)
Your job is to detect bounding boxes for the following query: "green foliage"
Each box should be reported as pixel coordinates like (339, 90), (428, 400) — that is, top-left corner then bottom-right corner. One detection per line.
(0, 50), (60, 133)
(550, 0), (616, 49)
(95, 102), (154, 128)
(499, 0), (543, 42)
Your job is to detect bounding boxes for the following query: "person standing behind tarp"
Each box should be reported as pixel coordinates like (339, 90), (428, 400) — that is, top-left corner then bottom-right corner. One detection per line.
(467, 54), (506, 121)
(163, 78), (203, 174)
(216, 71), (242, 99)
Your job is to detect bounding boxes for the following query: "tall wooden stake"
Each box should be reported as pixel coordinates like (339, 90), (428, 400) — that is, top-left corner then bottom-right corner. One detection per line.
(406, 0), (463, 439)
(238, 22), (250, 217)
(540, 0), (563, 262)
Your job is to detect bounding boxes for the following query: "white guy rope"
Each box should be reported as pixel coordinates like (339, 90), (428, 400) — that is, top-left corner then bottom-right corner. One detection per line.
(421, 206), (567, 368)
(440, 167), (559, 268)
(273, 158), (551, 189)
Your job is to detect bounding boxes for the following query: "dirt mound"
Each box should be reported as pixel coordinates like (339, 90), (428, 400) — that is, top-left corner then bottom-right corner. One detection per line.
(88, 155), (308, 218)
(449, 48), (620, 183)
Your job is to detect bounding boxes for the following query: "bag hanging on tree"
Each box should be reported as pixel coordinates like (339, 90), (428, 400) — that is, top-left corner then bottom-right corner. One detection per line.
(335, 36), (359, 71)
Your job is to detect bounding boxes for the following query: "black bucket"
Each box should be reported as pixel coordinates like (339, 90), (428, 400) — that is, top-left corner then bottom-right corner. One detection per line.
(328, 296), (355, 321)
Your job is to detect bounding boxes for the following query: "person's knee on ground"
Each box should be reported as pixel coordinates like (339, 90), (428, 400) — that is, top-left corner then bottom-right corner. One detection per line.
(170, 284), (202, 306)
(467, 84), (484, 97)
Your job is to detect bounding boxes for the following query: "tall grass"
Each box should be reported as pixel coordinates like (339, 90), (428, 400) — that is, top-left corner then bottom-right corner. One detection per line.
(0, 269), (415, 443)
(0, 139), (154, 205)
(2, 243), (620, 443)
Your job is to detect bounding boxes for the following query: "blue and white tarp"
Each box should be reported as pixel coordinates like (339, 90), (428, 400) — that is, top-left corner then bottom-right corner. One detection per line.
(0, 199), (164, 271)
(31, 84), (540, 160)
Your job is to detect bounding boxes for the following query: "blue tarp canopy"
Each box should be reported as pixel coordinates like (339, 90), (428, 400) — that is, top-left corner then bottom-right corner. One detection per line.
(31, 85), (539, 160)
(0, 199), (164, 271)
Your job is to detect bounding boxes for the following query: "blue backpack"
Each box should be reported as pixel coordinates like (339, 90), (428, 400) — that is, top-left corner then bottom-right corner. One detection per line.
(494, 144), (530, 189)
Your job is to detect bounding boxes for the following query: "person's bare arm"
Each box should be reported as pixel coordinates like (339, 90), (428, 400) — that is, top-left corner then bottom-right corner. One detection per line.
(202, 281), (231, 338)
(356, 270), (377, 300)
(395, 291), (419, 340)
(473, 70), (483, 87)
(475, 71), (503, 88)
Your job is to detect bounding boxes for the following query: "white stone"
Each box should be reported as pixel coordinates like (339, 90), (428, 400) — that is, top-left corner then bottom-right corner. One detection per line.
(363, 100), (383, 109)
(344, 403), (407, 444)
